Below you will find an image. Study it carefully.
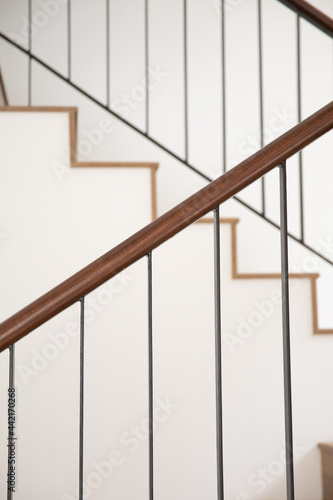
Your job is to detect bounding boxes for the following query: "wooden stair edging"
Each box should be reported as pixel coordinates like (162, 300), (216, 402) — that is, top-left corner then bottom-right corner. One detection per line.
(0, 101), (332, 353)
(0, 106), (159, 220)
(197, 217), (333, 335)
(318, 443), (333, 500)
(1, 107), (331, 335)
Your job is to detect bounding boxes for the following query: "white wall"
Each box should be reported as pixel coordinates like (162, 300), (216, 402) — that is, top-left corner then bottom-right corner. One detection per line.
(0, 110), (154, 499)
(0, 0), (332, 230)
(0, 1), (333, 500)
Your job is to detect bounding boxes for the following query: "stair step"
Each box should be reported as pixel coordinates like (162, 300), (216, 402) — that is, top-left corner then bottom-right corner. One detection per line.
(319, 443), (333, 500)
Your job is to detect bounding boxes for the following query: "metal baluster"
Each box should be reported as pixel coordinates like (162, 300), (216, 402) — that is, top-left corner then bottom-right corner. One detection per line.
(79, 297), (85, 500)
(221, 0), (227, 174)
(279, 161), (295, 500)
(147, 252), (154, 500)
(258, 0), (266, 215)
(296, 14), (305, 243)
(7, 344), (15, 500)
(184, 0), (189, 162)
(67, 0), (71, 80)
(145, 0), (149, 134)
(106, 0), (110, 108)
(0, 28), (212, 182)
(0, 68), (8, 105)
(28, 0), (32, 105)
(214, 206), (224, 500)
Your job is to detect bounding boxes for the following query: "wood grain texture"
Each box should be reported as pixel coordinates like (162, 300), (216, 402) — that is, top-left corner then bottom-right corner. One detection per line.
(0, 101), (332, 352)
(278, 0), (333, 37)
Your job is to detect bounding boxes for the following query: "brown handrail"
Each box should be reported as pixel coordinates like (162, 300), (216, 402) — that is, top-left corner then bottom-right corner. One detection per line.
(278, 0), (333, 37)
(0, 101), (332, 352)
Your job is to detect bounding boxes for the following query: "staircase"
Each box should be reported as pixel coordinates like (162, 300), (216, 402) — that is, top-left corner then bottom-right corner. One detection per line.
(0, 102), (332, 500)
(0, 107), (157, 320)
(0, 1), (333, 500)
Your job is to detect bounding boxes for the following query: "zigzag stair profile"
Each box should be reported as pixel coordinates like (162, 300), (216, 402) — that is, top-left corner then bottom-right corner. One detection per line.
(0, 106), (159, 220)
(1, 107), (332, 336)
(197, 218), (333, 335)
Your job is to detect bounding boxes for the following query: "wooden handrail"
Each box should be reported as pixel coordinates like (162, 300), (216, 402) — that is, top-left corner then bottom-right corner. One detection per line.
(0, 101), (332, 352)
(278, 0), (333, 37)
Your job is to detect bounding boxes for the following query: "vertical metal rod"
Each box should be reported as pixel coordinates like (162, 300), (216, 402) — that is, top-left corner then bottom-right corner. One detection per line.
(106, 0), (110, 108)
(28, 0), (32, 105)
(213, 206), (224, 500)
(221, 0), (227, 174)
(279, 161), (295, 500)
(8, 346), (14, 405)
(183, 0), (189, 162)
(296, 15), (305, 243)
(147, 252), (154, 500)
(7, 344), (15, 500)
(0, 68), (9, 105)
(79, 297), (85, 500)
(67, 0), (71, 80)
(145, 0), (149, 134)
(258, 0), (265, 215)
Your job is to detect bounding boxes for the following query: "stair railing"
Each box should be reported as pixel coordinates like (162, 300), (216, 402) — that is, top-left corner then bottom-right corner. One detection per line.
(1, 100), (332, 500)
(0, 0), (332, 267)
(278, 0), (333, 36)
